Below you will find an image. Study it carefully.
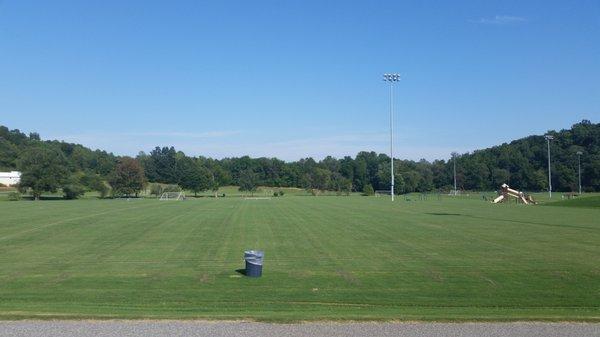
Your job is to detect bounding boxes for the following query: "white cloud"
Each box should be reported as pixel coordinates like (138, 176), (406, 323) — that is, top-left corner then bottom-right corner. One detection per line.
(47, 130), (239, 155)
(150, 132), (469, 162)
(47, 130), (472, 162)
(54, 130), (240, 140)
(473, 15), (526, 25)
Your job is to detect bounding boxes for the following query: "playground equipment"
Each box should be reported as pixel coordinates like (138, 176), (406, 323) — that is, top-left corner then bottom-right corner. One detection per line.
(492, 184), (536, 205)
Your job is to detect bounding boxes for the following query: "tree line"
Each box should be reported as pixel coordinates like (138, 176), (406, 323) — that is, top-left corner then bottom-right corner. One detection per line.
(0, 120), (598, 199)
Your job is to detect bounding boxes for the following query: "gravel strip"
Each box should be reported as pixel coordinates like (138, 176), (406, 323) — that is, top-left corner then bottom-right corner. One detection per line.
(0, 321), (599, 337)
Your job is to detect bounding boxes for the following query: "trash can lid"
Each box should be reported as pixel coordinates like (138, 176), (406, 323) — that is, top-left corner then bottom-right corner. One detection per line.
(244, 250), (264, 264)
(244, 250), (264, 258)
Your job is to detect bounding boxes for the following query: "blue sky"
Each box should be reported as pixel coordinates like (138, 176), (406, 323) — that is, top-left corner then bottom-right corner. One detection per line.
(1, 1), (599, 161)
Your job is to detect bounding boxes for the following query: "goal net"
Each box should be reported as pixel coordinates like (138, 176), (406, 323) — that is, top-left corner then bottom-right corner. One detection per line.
(159, 192), (186, 200)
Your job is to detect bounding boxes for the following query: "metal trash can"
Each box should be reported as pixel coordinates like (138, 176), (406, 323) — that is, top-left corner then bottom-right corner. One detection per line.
(244, 250), (264, 277)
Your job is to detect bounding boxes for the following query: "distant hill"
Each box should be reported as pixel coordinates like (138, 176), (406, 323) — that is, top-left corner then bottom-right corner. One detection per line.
(453, 120), (599, 192)
(0, 126), (117, 176)
(1, 120), (598, 193)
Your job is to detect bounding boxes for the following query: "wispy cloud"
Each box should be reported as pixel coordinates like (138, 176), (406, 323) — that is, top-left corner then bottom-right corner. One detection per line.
(127, 131), (240, 138)
(150, 132), (469, 162)
(473, 15), (526, 25)
(46, 130), (241, 155)
(47, 129), (472, 162)
(52, 130), (239, 142)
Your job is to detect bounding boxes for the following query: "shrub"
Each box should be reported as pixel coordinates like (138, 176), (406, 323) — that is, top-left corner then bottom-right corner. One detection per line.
(149, 183), (163, 197)
(97, 183), (110, 199)
(80, 173), (110, 198)
(0, 183), (5, 187)
(63, 184), (86, 200)
(278, 190), (285, 196)
(7, 192), (21, 201)
(362, 184), (375, 196)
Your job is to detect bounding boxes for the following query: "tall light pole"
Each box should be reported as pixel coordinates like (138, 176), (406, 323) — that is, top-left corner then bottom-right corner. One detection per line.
(577, 151), (583, 195)
(383, 73), (400, 201)
(453, 153), (457, 196)
(545, 135), (554, 198)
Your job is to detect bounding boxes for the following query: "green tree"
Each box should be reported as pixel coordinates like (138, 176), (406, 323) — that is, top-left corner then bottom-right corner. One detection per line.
(62, 183), (86, 200)
(239, 169), (258, 194)
(79, 172), (110, 198)
(492, 168), (510, 186)
(328, 172), (349, 193)
(210, 172), (220, 197)
(402, 170), (421, 193)
(177, 157), (212, 196)
(3, 120), (600, 194)
(362, 184), (374, 196)
(340, 178), (352, 196)
(144, 146), (178, 183)
(149, 183), (163, 197)
(311, 168), (331, 191)
(464, 160), (490, 190)
(17, 147), (69, 200)
(0, 138), (18, 171)
(109, 157), (146, 197)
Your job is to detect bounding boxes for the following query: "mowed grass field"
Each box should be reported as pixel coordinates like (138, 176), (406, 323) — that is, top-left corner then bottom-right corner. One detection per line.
(0, 196), (598, 321)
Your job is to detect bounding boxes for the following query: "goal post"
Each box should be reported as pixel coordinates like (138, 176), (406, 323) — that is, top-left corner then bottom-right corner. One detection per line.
(159, 192), (186, 201)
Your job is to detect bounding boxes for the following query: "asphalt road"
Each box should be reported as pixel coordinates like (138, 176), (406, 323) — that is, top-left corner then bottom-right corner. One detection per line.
(0, 321), (599, 337)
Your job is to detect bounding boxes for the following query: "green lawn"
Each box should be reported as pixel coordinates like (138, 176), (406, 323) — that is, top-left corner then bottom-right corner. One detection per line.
(0, 196), (598, 321)
(543, 195), (600, 209)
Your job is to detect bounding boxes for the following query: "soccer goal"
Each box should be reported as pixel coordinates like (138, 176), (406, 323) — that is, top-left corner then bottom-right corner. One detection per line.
(159, 191), (186, 200)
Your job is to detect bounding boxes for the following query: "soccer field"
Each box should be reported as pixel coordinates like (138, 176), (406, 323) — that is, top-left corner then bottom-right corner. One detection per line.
(0, 196), (598, 321)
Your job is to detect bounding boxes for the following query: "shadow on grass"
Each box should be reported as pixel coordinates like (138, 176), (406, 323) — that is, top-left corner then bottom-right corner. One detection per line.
(427, 212), (596, 230)
(464, 213), (598, 231)
(235, 268), (247, 276)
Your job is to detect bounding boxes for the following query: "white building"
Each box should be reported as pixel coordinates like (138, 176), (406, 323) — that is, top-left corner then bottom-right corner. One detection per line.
(0, 171), (21, 186)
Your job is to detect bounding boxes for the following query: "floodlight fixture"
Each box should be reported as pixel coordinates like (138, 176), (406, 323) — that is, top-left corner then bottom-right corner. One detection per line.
(383, 73), (401, 82)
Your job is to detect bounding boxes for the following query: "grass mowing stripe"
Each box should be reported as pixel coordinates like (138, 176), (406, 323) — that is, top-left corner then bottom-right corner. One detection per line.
(0, 196), (598, 320)
(0, 201), (166, 242)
